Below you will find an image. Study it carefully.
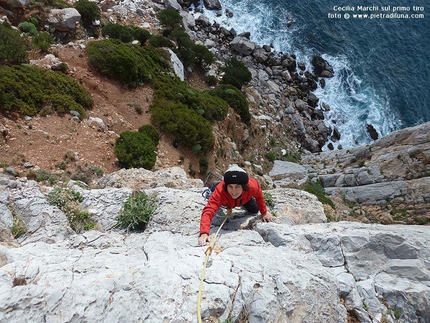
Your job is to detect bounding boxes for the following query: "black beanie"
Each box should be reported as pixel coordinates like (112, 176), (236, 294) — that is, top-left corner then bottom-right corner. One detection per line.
(223, 164), (249, 185)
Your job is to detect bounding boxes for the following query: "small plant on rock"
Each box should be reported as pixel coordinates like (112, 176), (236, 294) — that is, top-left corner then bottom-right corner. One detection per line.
(115, 191), (157, 231)
(47, 187), (96, 233)
(11, 217), (27, 238)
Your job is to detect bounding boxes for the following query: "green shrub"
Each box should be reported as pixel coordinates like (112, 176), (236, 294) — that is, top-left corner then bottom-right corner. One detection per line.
(0, 65), (93, 116)
(18, 22), (38, 36)
(27, 17), (39, 27)
(46, 93), (86, 117)
(157, 8), (182, 30)
(74, 0), (101, 28)
(115, 131), (156, 169)
(32, 31), (54, 52)
(193, 43), (215, 66)
(263, 191), (275, 208)
(0, 23), (29, 65)
(303, 181), (335, 209)
(265, 152), (277, 162)
(86, 39), (168, 87)
(199, 158), (208, 174)
(205, 75), (218, 86)
(151, 99), (215, 154)
(133, 27), (151, 45)
(115, 191), (157, 231)
(138, 124), (160, 146)
(148, 35), (175, 48)
(168, 29), (215, 68)
(47, 187), (96, 233)
(221, 58), (252, 89)
(102, 23), (134, 43)
(11, 217), (27, 238)
(153, 74), (228, 121)
(207, 84), (251, 124)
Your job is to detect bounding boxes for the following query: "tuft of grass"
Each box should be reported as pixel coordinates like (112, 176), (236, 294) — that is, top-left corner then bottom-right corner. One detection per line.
(11, 217), (27, 238)
(263, 191), (275, 209)
(303, 181), (335, 209)
(115, 191), (157, 231)
(47, 187), (96, 233)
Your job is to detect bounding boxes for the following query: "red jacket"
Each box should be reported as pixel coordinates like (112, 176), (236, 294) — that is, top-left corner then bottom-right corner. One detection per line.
(199, 178), (267, 235)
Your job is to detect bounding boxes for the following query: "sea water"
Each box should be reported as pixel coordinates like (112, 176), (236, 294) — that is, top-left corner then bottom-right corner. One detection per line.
(195, 0), (429, 149)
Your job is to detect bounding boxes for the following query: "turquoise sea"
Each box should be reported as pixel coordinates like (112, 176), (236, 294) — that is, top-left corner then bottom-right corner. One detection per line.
(198, 0), (429, 149)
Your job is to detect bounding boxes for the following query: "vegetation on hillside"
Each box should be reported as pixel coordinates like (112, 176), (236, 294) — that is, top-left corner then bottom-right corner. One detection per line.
(0, 23), (28, 65)
(85, 39), (169, 87)
(206, 84), (251, 124)
(114, 131), (157, 169)
(0, 65), (93, 117)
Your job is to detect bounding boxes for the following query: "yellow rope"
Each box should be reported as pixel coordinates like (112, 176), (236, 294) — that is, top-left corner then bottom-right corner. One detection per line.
(197, 209), (232, 323)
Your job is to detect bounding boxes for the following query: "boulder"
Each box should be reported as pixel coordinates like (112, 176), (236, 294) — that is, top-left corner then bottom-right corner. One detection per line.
(230, 36), (255, 56)
(203, 0), (221, 10)
(48, 8), (81, 32)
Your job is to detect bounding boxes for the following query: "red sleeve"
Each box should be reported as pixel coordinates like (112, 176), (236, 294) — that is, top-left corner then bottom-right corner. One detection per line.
(199, 183), (224, 235)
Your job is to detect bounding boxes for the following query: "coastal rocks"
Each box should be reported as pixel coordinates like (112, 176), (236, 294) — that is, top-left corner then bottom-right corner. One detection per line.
(366, 124), (379, 140)
(203, 0), (221, 10)
(229, 36), (255, 55)
(311, 55), (334, 78)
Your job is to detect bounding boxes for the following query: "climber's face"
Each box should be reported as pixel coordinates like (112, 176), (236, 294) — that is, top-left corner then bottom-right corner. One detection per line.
(227, 184), (243, 199)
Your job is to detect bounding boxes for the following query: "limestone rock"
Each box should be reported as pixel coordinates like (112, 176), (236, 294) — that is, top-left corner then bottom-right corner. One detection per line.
(48, 8), (81, 32)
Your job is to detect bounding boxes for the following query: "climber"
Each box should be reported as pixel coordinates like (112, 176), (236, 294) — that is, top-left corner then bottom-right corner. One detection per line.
(198, 164), (273, 246)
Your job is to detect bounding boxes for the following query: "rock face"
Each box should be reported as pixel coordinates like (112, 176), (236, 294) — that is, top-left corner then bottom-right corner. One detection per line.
(1, 167), (429, 323)
(301, 121), (430, 223)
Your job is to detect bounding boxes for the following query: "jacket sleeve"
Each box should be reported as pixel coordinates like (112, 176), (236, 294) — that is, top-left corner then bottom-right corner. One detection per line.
(251, 178), (267, 215)
(199, 183), (224, 235)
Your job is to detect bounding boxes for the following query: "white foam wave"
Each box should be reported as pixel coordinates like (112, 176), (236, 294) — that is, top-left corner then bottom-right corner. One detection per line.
(196, 0), (402, 148)
(314, 55), (401, 149)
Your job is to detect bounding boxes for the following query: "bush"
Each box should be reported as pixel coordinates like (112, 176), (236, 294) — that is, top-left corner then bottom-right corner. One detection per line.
(168, 29), (215, 68)
(148, 35), (175, 48)
(193, 43), (215, 66)
(115, 191), (157, 231)
(74, 0), (101, 28)
(199, 158), (208, 174)
(102, 23), (134, 43)
(47, 187), (96, 233)
(27, 17), (39, 27)
(138, 124), (160, 146)
(303, 181), (335, 209)
(133, 27), (151, 45)
(0, 23), (29, 65)
(32, 31), (54, 52)
(115, 131), (156, 169)
(221, 58), (252, 89)
(153, 74), (228, 122)
(18, 22), (38, 36)
(151, 100), (215, 154)
(86, 39), (168, 87)
(0, 65), (93, 116)
(157, 8), (182, 30)
(207, 84), (251, 124)
(265, 152), (277, 162)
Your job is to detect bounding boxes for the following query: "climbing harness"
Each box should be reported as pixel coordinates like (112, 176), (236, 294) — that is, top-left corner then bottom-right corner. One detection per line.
(197, 208), (232, 323)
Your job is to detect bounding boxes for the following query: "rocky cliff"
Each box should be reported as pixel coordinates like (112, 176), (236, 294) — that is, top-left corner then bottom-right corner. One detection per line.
(1, 164), (429, 323)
